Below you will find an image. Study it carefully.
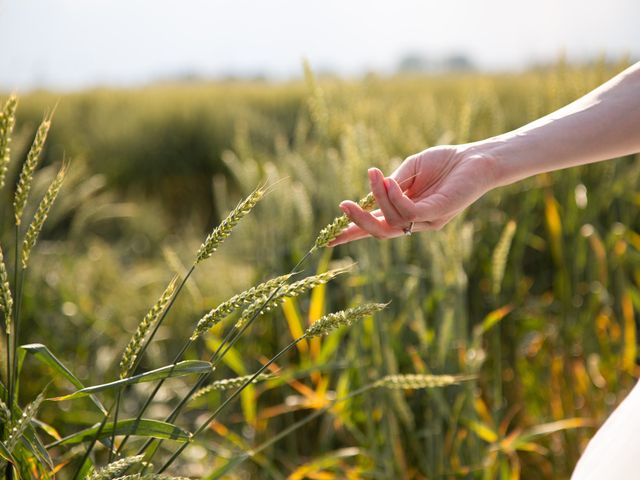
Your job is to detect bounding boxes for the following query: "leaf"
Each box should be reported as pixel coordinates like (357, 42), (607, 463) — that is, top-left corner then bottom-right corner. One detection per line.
(21, 343), (107, 414)
(48, 360), (212, 401)
(31, 418), (61, 441)
(516, 417), (594, 445)
(0, 440), (20, 474)
(464, 419), (498, 443)
(473, 305), (513, 338)
(46, 419), (190, 447)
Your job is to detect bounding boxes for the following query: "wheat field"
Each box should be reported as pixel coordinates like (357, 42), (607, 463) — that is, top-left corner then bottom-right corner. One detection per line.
(1, 58), (639, 479)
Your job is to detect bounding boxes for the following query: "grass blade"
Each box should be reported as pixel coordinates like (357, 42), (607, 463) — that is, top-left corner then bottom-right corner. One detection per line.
(49, 360), (212, 401)
(20, 343), (107, 414)
(47, 419), (191, 447)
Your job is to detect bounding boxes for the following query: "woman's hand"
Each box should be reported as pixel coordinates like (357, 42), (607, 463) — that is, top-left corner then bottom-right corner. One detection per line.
(329, 144), (500, 246)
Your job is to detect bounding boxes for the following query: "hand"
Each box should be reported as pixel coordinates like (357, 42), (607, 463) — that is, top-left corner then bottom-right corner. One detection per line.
(329, 144), (500, 246)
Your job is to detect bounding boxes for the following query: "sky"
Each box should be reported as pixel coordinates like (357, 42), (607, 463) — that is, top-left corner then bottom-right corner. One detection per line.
(0, 0), (638, 91)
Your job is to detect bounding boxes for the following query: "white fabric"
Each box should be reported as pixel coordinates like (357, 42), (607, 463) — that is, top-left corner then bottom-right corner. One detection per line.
(571, 379), (640, 479)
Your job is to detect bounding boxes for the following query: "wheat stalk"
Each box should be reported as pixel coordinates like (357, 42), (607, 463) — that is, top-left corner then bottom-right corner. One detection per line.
(0, 95), (18, 189)
(374, 373), (475, 390)
(87, 455), (146, 480)
(6, 390), (45, 452)
(196, 186), (265, 264)
(304, 302), (387, 337)
(313, 192), (375, 249)
(235, 266), (352, 328)
(14, 116), (52, 226)
(119, 277), (179, 379)
(21, 161), (68, 269)
(190, 274), (292, 340)
(0, 245), (13, 335)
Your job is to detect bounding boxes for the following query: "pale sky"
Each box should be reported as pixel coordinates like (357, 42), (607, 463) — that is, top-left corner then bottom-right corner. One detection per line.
(0, 0), (638, 91)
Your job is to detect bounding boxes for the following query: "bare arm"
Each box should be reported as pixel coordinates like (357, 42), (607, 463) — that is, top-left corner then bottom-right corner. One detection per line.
(484, 62), (640, 187)
(332, 62), (640, 246)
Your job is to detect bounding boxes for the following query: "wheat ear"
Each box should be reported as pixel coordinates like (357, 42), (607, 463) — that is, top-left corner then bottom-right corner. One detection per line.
(87, 455), (146, 480)
(119, 277), (179, 379)
(190, 274), (292, 340)
(0, 95), (18, 189)
(314, 192), (376, 249)
(304, 302), (387, 337)
(374, 373), (475, 389)
(0, 245), (13, 335)
(14, 116), (52, 226)
(111, 474), (190, 480)
(192, 373), (273, 400)
(196, 186), (265, 264)
(6, 390), (45, 452)
(21, 161), (68, 269)
(235, 266), (352, 329)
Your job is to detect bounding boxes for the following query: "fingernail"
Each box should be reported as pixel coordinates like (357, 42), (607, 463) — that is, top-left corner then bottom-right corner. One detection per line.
(339, 203), (350, 214)
(368, 168), (378, 183)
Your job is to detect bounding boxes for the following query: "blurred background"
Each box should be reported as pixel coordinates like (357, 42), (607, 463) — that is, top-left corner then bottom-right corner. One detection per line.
(1, 1), (640, 479)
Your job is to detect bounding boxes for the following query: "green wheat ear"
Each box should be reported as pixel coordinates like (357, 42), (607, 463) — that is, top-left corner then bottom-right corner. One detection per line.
(374, 374), (475, 390)
(14, 115), (52, 226)
(192, 373), (274, 400)
(87, 455), (146, 480)
(0, 95), (18, 189)
(234, 266), (353, 329)
(6, 390), (46, 452)
(112, 474), (191, 480)
(0, 245), (13, 335)
(196, 186), (265, 264)
(21, 161), (68, 269)
(120, 276), (179, 379)
(304, 302), (387, 338)
(314, 192), (376, 249)
(190, 273), (292, 341)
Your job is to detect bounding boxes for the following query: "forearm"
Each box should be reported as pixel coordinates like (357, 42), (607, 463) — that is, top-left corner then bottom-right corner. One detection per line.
(474, 62), (640, 187)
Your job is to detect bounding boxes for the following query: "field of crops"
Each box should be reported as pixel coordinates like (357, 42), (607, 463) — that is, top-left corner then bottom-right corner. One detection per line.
(1, 59), (639, 479)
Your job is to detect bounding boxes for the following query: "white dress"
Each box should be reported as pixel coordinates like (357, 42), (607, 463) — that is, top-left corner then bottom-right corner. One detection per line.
(571, 379), (640, 479)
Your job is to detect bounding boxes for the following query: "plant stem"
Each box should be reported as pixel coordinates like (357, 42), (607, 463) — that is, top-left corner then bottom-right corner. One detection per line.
(115, 339), (192, 457)
(157, 337), (304, 474)
(136, 249), (314, 464)
(71, 401), (115, 480)
(108, 389), (122, 463)
(110, 266), (195, 457)
(7, 224), (18, 414)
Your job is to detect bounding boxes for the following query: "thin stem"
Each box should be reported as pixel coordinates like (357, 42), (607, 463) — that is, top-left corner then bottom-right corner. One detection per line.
(137, 249), (314, 462)
(114, 338), (192, 457)
(111, 265), (195, 456)
(157, 337), (304, 474)
(71, 401), (115, 480)
(7, 224), (18, 414)
(108, 390), (122, 462)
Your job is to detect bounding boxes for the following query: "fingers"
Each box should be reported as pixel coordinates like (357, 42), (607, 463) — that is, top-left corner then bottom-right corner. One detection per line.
(328, 206), (455, 247)
(384, 176), (418, 220)
(389, 154), (418, 192)
(338, 202), (390, 239)
(368, 168), (408, 229)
